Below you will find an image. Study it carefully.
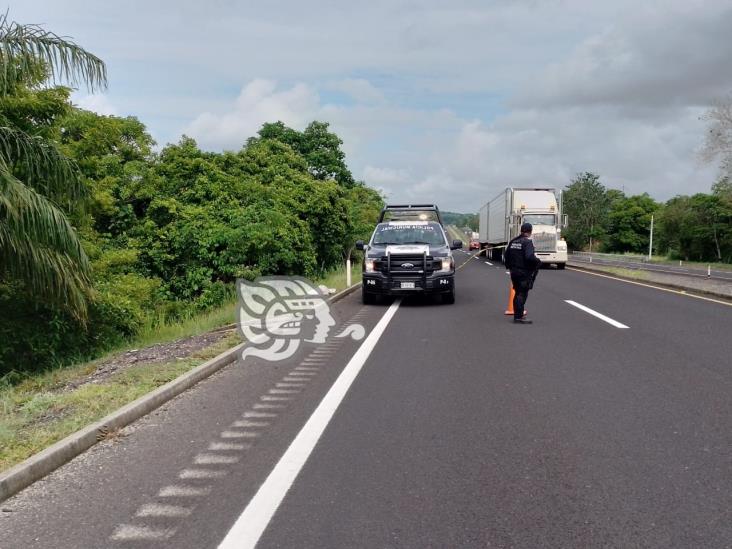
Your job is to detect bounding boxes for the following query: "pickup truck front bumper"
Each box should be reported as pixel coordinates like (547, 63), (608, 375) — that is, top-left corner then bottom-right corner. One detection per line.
(362, 272), (454, 295)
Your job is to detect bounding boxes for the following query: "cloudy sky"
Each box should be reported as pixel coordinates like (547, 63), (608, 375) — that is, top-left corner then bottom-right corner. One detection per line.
(13, 0), (732, 211)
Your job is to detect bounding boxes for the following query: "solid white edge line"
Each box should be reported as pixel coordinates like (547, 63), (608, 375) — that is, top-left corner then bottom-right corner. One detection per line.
(565, 300), (629, 329)
(217, 299), (402, 549)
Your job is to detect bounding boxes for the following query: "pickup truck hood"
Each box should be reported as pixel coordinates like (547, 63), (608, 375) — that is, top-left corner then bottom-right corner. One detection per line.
(367, 243), (450, 257)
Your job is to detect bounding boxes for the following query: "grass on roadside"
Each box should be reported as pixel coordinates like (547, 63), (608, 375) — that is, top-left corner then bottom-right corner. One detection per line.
(599, 267), (652, 281)
(0, 262), (362, 473)
(0, 334), (239, 472)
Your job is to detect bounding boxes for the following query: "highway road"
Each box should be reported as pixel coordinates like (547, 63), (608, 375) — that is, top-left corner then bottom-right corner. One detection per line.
(2, 250), (731, 548)
(570, 252), (732, 282)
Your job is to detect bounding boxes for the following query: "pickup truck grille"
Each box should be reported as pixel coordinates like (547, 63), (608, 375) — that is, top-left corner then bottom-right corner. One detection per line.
(532, 232), (557, 252)
(374, 254), (439, 275)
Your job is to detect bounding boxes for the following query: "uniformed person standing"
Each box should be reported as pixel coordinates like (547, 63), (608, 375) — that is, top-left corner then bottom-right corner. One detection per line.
(504, 222), (541, 324)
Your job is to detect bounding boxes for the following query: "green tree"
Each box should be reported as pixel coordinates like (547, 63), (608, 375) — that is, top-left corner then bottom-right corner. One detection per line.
(604, 193), (660, 253)
(0, 17), (106, 318)
(253, 121), (356, 187)
(562, 172), (610, 251)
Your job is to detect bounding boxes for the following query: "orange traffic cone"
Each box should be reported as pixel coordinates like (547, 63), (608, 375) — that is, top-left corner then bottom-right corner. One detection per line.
(504, 285), (515, 315)
(504, 283), (526, 316)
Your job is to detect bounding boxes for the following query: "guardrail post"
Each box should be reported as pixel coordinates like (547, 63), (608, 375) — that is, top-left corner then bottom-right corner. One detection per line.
(346, 259), (352, 287)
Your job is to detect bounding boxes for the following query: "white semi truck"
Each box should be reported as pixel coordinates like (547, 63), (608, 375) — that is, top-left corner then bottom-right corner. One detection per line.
(478, 188), (568, 268)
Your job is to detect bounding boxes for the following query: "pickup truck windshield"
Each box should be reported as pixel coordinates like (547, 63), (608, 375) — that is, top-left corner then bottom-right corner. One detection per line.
(522, 214), (555, 226)
(371, 223), (446, 246)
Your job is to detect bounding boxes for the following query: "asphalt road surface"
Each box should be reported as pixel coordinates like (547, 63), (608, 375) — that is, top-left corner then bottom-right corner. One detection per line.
(2, 250), (731, 548)
(570, 252), (732, 282)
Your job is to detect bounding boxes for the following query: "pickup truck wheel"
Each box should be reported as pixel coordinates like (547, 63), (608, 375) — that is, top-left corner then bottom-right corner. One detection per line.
(442, 287), (455, 304)
(556, 263), (566, 270)
(362, 286), (377, 305)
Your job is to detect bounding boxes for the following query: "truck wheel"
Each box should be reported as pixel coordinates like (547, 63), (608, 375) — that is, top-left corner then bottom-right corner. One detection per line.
(442, 287), (455, 304)
(362, 286), (377, 304)
(556, 263), (566, 270)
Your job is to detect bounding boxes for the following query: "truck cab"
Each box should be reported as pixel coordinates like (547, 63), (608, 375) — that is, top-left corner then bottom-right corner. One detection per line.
(518, 211), (568, 269)
(356, 220), (462, 304)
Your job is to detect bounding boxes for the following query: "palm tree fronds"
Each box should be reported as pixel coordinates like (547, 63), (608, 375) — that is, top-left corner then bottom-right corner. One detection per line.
(0, 126), (84, 201)
(0, 165), (90, 318)
(0, 14), (107, 95)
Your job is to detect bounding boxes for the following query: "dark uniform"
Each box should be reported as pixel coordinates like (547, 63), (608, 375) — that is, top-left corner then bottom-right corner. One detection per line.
(504, 230), (541, 321)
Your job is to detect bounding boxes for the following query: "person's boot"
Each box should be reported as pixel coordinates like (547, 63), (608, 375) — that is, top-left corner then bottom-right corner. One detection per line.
(513, 318), (533, 324)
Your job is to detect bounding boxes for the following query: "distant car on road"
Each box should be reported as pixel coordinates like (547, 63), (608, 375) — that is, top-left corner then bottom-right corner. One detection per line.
(469, 238), (480, 250)
(356, 220), (462, 304)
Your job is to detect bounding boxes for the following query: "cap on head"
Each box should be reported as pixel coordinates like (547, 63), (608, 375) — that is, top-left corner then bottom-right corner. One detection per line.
(521, 222), (533, 234)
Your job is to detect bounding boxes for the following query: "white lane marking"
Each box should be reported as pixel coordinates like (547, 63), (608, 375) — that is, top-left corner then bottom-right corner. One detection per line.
(260, 395), (291, 401)
(218, 299), (401, 549)
(179, 469), (227, 480)
(565, 300), (630, 329)
(136, 504), (192, 518)
(220, 431), (259, 439)
(195, 453), (240, 464)
(295, 366), (319, 371)
(159, 485), (211, 497)
(253, 404), (286, 409)
(282, 377), (308, 383)
(111, 525), (174, 541)
(244, 411), (277, 418)
(484, 261), (493, 266)
(287, 371), (317, 376)
(268, 389), (300, 394)
(276, 383), (305, 388)
(232, 420), (270, 428)
(209, 442), (250, 451)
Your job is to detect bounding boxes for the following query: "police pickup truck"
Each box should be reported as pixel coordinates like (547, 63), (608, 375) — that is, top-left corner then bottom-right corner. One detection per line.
(355, 219), (462, 304)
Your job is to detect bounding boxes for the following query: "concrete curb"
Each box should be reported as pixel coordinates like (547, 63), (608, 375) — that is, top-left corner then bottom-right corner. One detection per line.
(567, 263), (732, 302)
(0, 281), (363, 503)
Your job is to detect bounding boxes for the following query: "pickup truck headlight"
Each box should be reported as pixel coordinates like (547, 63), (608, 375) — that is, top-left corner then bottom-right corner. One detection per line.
(436, 257), (454, 273)
(364, 259), (375, 272)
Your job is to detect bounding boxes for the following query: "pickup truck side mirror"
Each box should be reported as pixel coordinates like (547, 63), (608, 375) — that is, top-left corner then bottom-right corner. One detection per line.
(355, 240), (365, 251)
(451, 240), (463, 250)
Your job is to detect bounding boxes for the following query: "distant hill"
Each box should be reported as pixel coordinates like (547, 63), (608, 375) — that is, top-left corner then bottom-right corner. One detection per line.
(442, 211), (478, 231)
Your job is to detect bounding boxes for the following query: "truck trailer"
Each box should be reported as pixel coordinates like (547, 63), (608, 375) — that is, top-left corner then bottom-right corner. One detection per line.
(478, 188), (568, 268)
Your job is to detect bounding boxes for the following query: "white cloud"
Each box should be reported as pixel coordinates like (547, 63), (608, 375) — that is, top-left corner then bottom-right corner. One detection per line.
(74, 94), (117, 115)
(329, 79), (385, 104)
(185, 79), (320, 150)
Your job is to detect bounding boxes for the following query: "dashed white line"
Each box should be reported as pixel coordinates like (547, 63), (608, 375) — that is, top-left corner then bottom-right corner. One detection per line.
(282, 377), (308, 383)
(136, 504), (192, 518)
(287, 371), (317, 376)
(260, 395), (291, 401)
(220, 431), (259, 439)
(232, 420), (270, 428)
(268, 389), (300, 394)
(111, 525), (174, 541)
(218, 299), (402, 549)
(565, 300), (630, 329)
(159, 485), (211, 497)
(484, 261), (493, 266)
(276, 382), (305, 388)
(253, 404), (285, 410)
(195, 453), (240, 465)
(179, 469), (227, 480)
(244, 411), (277, 418)
(209, 442), (250, 451)
(295, 366), (319, 371)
